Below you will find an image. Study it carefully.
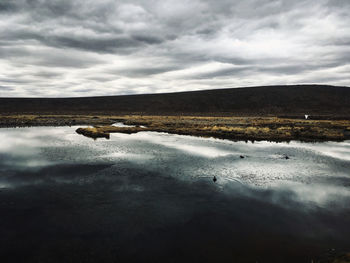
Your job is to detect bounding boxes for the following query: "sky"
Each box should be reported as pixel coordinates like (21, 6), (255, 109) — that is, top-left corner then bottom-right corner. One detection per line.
(0, 0), (349, 97)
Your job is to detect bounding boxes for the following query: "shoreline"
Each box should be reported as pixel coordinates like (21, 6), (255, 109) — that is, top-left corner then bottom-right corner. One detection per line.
(1, 115), (350, 142)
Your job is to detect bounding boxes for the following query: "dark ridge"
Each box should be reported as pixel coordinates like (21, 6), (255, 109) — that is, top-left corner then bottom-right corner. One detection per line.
(1, 85), (350, 117)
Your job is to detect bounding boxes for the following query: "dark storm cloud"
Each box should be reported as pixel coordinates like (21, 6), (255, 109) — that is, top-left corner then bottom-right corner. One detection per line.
(0, 3), (13, 13)
(0, 78), (29, 84)
(0, 85), (13, 91)
(32, 71), (62, 78)
(47, 35), (140, 53)
(106, 65), (181, 78)
(190, 67), (251, 80)
(0, 0), (349, 97)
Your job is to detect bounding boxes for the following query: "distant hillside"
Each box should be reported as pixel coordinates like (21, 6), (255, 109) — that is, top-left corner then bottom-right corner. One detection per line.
(1, 85), (350, 118)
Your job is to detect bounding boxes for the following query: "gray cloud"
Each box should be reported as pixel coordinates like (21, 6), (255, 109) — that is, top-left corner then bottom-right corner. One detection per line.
(0, 0), (349, 97)
(0, 85), (13, 91)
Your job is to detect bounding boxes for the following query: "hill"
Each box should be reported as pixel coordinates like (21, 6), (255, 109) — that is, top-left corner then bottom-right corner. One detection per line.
(1, 85), (350, 118)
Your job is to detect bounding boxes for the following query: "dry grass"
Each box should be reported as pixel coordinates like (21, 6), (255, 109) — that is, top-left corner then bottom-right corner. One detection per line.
(72, 115), (350, 142)
(1, 114), (349, 142)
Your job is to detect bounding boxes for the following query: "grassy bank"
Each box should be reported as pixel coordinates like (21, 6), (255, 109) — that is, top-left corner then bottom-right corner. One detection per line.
(1, 114), (349, 142)
(0, 114), (118, 127)
(76, 115), (350, 142)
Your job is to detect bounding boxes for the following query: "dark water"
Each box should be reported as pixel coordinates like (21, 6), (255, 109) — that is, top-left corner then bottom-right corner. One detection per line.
(0, 127), (349, 262)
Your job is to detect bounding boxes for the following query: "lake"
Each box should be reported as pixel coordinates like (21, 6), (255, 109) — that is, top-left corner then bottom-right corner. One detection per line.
(0, 126), (349, 262)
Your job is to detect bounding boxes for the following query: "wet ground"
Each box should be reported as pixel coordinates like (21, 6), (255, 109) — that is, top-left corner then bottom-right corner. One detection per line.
(0, 127), (349, 262)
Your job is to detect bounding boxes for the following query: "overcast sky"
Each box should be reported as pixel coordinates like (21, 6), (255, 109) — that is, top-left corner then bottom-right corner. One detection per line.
(0, 0), (349, 97)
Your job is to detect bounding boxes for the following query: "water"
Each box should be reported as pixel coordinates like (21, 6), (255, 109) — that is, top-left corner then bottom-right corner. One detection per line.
(0, 127), (349, 262)
(111, 122), (146, 128)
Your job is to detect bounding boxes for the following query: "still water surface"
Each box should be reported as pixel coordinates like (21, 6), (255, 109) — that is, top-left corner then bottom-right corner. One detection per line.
(0, 127), (349, 262)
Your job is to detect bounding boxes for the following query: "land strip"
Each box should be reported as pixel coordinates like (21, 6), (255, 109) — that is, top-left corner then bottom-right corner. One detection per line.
(1, 114), (349, 142)
(75, 115), (350, 142)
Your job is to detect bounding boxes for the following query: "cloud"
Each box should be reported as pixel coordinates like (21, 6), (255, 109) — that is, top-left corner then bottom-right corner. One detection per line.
(0, 0), (349, 97)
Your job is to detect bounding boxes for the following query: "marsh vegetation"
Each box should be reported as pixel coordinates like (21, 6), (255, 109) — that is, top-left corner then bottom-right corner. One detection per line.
(75, 115), (350, 142)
